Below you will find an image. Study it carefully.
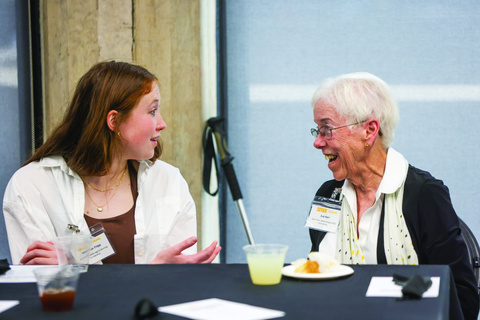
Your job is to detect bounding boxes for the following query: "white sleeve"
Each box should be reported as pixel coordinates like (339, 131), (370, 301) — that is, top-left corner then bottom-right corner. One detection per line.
(3, 175), (56, 264)
(166, 176), (197, 255)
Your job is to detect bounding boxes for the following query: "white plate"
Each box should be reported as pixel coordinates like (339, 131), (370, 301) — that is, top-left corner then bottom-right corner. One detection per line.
(281, 264), (354, 280)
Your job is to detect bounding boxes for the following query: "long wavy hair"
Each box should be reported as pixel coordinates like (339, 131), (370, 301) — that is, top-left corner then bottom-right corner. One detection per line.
(24, 61), (163, 176)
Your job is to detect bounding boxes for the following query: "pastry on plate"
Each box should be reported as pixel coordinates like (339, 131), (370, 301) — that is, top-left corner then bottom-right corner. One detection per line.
(291, 252), (339, 274)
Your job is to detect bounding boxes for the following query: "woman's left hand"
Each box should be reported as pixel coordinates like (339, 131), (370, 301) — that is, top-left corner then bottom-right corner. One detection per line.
(20, 241), (59, 265)
(149, 236), (221, 264)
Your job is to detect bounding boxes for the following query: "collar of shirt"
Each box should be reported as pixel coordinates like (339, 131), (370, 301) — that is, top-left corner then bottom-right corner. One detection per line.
(40, 155), (80, 178)
(340, 147), (409, 263)
(376, 147), (409, 196)
(342, 147), (408, 206)
(39, 155), (154, 183)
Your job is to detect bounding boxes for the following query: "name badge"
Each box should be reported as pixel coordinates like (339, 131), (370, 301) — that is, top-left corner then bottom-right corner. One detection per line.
(305, 196), (341, 233)
(89, 223), (116, 264)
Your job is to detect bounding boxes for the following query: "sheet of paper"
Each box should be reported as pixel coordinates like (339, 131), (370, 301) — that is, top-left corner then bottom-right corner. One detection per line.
(0, 265), (50, 283)
(158, 298), (285, 320)
(0, 300), (19, 314)
(366, 276), (440, 298)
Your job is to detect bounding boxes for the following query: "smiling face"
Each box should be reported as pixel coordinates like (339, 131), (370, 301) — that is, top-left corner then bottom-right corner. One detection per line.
(119, 82), (166, 161)
(313, 101), (365, 181)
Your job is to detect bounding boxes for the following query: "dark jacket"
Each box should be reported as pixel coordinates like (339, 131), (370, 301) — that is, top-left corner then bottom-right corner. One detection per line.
(310, 165), (479, 320)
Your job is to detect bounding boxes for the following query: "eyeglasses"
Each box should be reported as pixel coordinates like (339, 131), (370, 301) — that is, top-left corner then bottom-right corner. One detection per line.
(310, 122), (364, 140)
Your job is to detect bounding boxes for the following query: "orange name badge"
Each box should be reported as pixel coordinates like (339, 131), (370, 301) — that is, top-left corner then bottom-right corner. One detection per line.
(304, 196), (341, 233)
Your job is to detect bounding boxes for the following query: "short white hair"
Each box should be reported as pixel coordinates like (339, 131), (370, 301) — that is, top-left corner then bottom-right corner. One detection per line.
(311, 72), (399, 148)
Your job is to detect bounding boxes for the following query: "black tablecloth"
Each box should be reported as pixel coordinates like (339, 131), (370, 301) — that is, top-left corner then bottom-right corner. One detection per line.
(0, 264), (456, 319)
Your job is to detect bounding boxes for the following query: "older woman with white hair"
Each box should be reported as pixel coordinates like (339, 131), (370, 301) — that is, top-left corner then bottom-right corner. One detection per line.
(308, 72), (479, 320)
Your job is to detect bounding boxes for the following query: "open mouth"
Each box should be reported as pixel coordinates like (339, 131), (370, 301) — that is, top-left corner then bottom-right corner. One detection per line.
(150, 137), (159, 145)
(325, 154), (338, 163)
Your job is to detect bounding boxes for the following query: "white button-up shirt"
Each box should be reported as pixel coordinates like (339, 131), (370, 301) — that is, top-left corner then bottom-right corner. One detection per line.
(3, 156), (197, 264)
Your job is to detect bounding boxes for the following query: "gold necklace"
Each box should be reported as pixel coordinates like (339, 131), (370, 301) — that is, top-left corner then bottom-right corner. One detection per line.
(84, 165), (128, 192)
(83, 165), (128, 212)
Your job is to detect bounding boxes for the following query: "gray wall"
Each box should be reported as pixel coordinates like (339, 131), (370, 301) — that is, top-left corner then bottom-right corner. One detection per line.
(224, 1), (480, 265)
(0, 0), (32, 263)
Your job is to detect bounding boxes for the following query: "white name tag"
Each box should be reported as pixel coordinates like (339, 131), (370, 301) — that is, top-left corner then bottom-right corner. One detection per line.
(305, 196), (341, 233)
(89, 232), (116, 264)
(88, 222), (116, 264)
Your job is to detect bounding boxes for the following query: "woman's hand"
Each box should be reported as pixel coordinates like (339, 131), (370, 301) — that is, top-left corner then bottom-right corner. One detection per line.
(20, 241), (58, 265)
(150, 236), (221, 264)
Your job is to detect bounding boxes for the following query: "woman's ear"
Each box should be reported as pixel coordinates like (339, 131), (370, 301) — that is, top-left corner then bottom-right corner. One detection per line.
(365, 118), (381, 142)
(106, 110), (118, 133)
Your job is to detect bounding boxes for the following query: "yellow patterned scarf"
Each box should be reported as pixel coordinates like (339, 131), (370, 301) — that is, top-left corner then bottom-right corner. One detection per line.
(335, 182), (418, 265)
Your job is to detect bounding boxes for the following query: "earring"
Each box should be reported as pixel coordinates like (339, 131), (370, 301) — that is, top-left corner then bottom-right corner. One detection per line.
(117, 132), (121, 137)
(365, 143), (370, 148)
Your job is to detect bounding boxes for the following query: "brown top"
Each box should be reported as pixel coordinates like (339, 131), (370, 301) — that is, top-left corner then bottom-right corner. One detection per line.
(84, 161), (138, 264)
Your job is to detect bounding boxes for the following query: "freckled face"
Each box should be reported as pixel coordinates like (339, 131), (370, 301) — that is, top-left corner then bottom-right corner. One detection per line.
(313, 102), (364, 181)
(119, 82), (166, 160)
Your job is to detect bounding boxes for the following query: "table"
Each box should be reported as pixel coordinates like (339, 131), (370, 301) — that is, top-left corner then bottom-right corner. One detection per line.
(0, 264), (458, 319)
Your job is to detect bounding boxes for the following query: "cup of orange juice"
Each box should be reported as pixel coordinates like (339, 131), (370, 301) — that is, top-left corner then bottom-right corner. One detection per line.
(243, 244), (288, 285)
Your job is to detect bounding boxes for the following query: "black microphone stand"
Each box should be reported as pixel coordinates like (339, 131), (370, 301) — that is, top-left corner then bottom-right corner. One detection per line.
(202, 117), (255, 245)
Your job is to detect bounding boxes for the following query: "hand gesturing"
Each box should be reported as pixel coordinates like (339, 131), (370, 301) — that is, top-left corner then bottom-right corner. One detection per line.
(150, 236), (221, 264)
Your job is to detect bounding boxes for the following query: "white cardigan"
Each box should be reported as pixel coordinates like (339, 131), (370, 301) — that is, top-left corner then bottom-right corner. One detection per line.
(3, 156), (197, 264)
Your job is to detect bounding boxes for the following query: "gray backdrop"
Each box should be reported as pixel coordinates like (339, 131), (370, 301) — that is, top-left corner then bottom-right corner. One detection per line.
(0, 0), (22, 263)
(223, 1), (480, 266)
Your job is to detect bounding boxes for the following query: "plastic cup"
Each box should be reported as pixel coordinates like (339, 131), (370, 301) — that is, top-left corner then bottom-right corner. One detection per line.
(53, 234), (93, 272)
(33, 266), (81, 312)
(243, 244), (288, 285)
